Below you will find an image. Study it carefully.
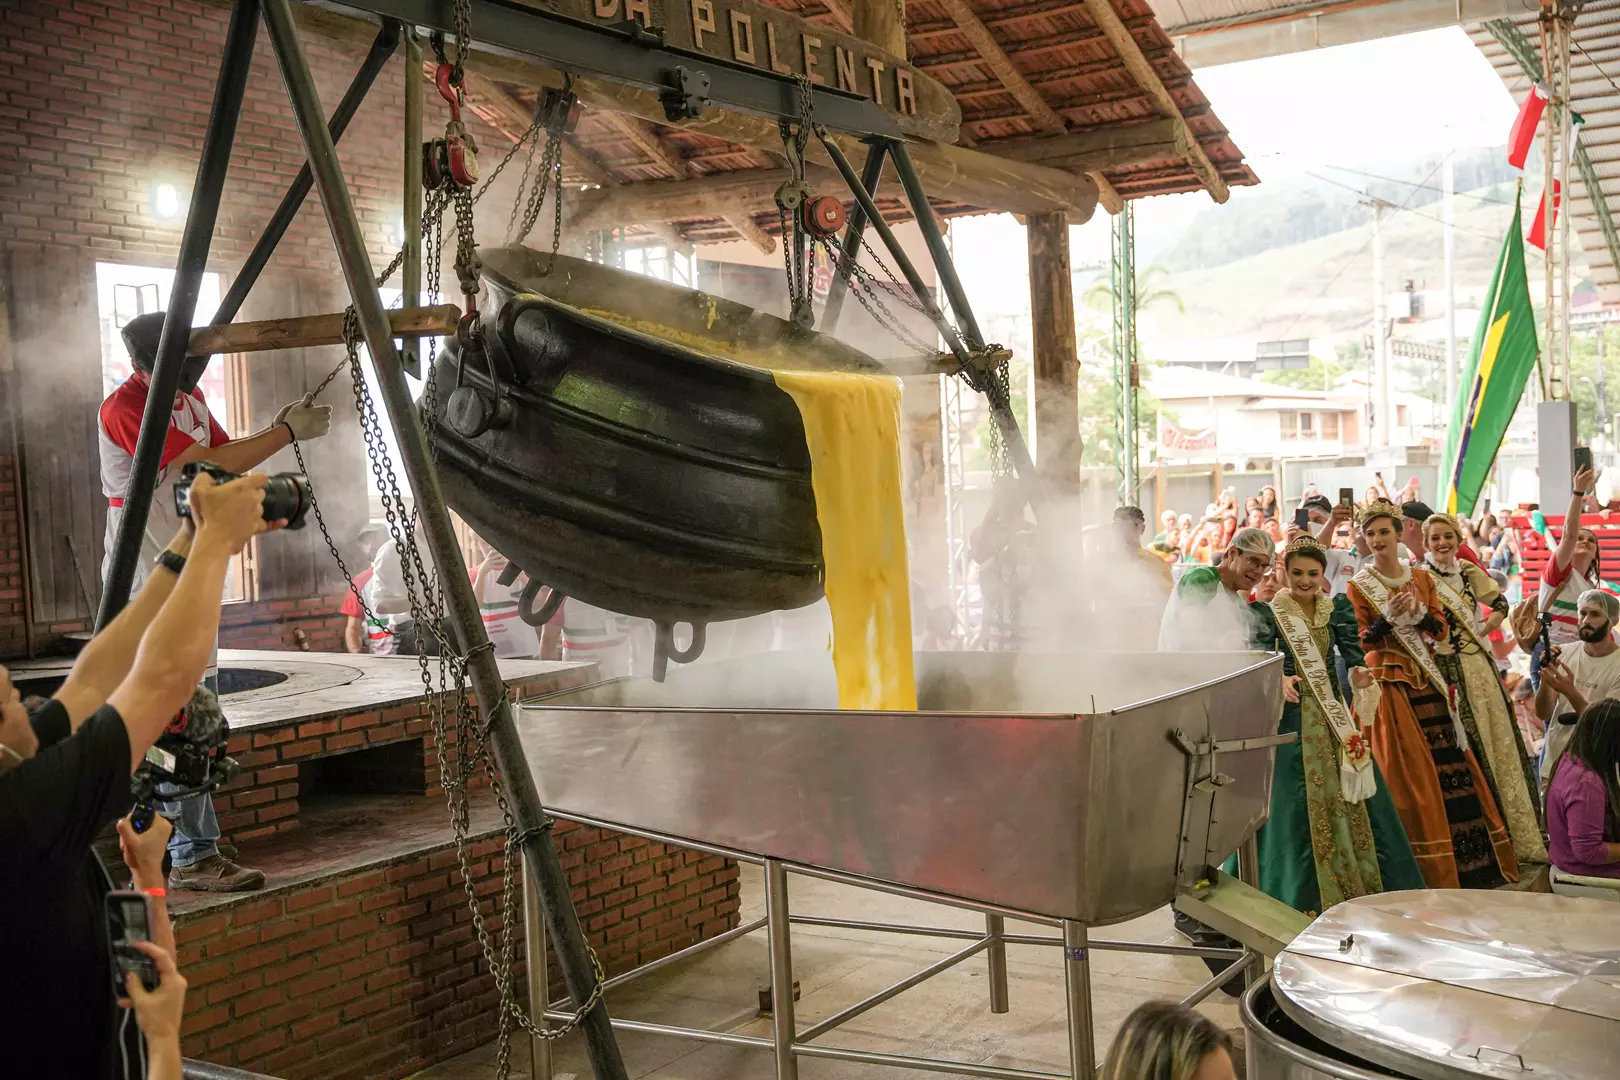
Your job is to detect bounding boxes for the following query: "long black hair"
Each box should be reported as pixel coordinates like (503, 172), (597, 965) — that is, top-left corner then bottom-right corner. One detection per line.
(1558, 698), (1620, 831)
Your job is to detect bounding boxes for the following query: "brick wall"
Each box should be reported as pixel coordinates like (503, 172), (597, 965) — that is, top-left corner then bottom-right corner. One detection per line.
(0, 0), (532, 658)
(215, 672), (583, 845)
(217, 593), (349, 653)
(174, 828), (742, 1080)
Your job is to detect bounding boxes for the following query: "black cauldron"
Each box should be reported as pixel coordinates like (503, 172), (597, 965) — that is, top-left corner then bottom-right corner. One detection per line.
(426, 246), (892, 669)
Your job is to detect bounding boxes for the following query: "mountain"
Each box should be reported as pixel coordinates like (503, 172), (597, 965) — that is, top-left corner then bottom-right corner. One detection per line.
(1157, 146), (1523, 274)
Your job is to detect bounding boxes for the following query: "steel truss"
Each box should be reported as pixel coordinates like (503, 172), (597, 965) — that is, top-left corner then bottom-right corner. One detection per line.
(524, 816), (1255, 1080)
(95, 4), (1045, 1080)
(1110, 204), (1139, 505)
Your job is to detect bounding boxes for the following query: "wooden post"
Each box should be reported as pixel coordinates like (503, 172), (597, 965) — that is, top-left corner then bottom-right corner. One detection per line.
(854, 0), (907, 58)
(1026, 211), (1081, 498)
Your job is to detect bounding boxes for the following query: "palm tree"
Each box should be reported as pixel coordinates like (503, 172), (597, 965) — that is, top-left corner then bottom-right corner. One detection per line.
(1080, 264), (1185, 317)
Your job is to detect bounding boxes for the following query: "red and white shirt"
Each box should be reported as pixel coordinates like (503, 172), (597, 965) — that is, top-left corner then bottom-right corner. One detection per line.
(1540, 556), (1599, 650)
(98, 376), (228, 505)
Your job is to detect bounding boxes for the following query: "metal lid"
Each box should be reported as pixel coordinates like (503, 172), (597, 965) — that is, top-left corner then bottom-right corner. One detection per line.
(1272, 890), (1620, 1080)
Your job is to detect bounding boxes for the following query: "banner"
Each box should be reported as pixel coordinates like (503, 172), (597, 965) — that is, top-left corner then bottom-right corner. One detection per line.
(1158, 414), (1217, 454)
(1443, 192), (1538, 518)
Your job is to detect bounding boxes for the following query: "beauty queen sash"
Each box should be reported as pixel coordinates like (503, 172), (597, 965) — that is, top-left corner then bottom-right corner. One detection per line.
(1271, 593), (1377, 802)
(1425, 561), (1488, 650)
(1352, 568), (1468, 751)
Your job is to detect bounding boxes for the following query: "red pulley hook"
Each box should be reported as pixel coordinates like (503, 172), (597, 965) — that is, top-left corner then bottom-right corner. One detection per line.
(802, 196), (845, 239)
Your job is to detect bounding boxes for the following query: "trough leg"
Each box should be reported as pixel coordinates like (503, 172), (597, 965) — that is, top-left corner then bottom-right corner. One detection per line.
(765, 860), (800, 1080)
(525, 854), (554, 1080)
(1062, 921), (1096, 1079)
(985, 914), (1010, 1014)
(1237, 834), (1263, 988)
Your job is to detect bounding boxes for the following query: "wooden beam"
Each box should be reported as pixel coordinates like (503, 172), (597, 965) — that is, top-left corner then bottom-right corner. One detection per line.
(936, 0), (1066, 135)
(1089, 171), (1123, 215)
(854, 0), (908, 57)
(458, 69), (620, 188)
(981, 117), (1182, 171)
(1026, 211), (1080, 495)
(1079, 0), (1229, 203)
(723, 210), (778, 255)
(565, 169), (807, 230)
(189, 306), (461, 356)
(601, 111), (775, 254)
(265, 0), (1094, 220)
(820, 0), (855, 32)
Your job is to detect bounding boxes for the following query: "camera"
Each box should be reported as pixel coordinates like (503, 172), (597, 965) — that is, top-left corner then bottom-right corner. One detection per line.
(129, 684), (238, 833)
(173, 461), (310, 530)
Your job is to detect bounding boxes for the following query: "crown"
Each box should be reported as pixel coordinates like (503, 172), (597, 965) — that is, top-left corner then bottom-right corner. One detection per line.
(1356, 498), (1402, 526)
(1285, 535), (1326, 557)
(1423, 511), (1462, 535)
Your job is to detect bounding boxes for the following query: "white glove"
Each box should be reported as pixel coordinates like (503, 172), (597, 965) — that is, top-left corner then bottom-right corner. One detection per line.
(275, 395), (332, 441)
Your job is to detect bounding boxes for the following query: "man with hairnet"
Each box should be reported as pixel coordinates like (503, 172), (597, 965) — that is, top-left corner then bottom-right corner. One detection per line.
(1157, 526), (1274, 653)
(97, 310), (332, 892)
(1536, 587), (1620, 792)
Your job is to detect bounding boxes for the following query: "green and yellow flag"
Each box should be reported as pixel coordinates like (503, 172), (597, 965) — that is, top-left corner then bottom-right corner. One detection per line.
(1442, 193), (1539, 517)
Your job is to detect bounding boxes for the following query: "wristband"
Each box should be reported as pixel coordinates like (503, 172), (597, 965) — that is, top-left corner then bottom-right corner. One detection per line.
(155, 549), (187, 576)
(283, 421), (296, 443)
(142, 887), (168, 898)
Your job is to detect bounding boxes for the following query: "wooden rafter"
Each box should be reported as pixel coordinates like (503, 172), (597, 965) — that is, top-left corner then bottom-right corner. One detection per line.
(936, 0), (1065, 135)
(1078, 0), (1228, 202)
(601, 111), (775, 254)
(819, 0), (855, 32)
(1089, 171), (1123, 215)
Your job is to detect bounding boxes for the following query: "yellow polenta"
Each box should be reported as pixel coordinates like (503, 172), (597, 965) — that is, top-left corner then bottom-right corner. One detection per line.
(582, 308), (917, 711)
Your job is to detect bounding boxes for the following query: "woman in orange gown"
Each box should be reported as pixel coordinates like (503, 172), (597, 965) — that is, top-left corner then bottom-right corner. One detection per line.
(1346, 501), (1517, 889)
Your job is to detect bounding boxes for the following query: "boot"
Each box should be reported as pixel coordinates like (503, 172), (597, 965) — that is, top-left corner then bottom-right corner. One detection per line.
(169, 853), (266, 892)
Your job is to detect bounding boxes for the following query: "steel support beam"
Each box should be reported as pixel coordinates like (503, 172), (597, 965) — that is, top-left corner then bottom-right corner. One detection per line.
(886, 139), (1046, 518)
(401, 26), (424, 378)
(819, 140), (887, 335)
(97, 0), (260, 630)
(1487, 17), (1620, 288)
(315, 0), (903, 138)
(212, 18), (401, 327)
(258, 6), (628, 1080)
(1170, 0), (1528, 69)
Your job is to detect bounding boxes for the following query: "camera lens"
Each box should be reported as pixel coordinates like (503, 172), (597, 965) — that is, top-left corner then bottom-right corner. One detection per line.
(263, 474), (311, 530)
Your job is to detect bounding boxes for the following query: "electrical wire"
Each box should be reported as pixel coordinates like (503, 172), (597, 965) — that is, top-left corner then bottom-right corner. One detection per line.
(1320, 163), (1519, 206)
(1271, 156), (1446, 342)
(1303, 170), (1506, 240)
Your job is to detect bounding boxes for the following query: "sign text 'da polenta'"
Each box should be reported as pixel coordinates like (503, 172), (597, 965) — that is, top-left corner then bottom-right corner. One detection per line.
(571, 0), (944, 122)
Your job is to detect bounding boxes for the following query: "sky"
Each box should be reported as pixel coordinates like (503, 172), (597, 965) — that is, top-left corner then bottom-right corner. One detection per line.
(948, 26), (1523, 314)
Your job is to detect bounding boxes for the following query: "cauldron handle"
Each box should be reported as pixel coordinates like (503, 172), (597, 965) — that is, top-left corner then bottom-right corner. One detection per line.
(517, 578), (565, 626)
(652, 621), (707, 682)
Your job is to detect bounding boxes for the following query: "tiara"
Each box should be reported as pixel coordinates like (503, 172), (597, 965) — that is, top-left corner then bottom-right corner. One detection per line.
(1285, 535), (1326, 556)
(1356, 499), (1402, 526)
(1423, 512), (1462, 535)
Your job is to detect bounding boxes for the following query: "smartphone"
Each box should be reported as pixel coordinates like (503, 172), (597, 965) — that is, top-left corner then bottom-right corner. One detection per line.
(1339, 487), (1354, 508)
(1574, 446), (1594, 475)
(105, 890), (159, 994)
(1294, 507), (1310, 530)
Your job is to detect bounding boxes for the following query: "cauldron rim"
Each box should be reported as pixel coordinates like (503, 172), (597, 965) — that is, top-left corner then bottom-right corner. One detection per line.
(479, 247), (894, 380)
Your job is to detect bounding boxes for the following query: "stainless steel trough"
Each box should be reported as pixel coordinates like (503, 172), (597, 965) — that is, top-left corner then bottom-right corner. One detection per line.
(517, 649), (1285, 924)
(514, 648), (1285, 1079)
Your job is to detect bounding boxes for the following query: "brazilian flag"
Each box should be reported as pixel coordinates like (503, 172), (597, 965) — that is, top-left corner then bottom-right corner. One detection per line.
(1443, 193), (1539, 517)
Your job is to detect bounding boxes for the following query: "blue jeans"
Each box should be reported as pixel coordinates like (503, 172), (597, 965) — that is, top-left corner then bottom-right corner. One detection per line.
(155, 784), (220, 868)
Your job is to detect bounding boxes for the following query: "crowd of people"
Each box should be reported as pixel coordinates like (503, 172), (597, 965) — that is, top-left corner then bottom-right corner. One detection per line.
(1153, 466), (1620, 924)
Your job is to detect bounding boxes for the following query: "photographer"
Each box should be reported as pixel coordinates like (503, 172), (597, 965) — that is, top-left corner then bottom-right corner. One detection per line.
(99, 311), (330, 891)
(0, 471), (280, 1078)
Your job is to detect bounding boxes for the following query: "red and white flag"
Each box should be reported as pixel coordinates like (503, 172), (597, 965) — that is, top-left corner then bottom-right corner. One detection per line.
(1529, 116), (1583, 251)
(1508, 83), (1551, 169)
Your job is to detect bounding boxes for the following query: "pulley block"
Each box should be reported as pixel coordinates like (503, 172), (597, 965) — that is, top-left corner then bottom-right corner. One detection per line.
(801, 196), (845, 239)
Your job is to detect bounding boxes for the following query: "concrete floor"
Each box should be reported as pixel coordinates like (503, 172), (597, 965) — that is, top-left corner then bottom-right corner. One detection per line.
(411, 869), (1241, 1080)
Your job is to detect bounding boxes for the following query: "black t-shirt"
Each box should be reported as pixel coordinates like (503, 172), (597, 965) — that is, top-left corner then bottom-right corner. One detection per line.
(0, 699), (135, 1079)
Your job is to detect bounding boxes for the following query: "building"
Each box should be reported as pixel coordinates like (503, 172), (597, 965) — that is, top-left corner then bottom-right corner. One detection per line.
(1150, 367), (1443, 469)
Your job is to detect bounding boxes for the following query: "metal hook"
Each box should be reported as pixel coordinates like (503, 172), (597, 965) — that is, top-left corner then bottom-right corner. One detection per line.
(517, 578), (565, 626)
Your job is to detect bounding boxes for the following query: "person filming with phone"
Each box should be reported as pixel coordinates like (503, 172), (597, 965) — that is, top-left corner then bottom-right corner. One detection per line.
(0, 471), (282, 1078)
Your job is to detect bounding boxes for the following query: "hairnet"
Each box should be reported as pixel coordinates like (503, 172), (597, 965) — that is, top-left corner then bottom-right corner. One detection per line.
(1579, 588), (1620, 624)
(1228, 526), (1275, 559)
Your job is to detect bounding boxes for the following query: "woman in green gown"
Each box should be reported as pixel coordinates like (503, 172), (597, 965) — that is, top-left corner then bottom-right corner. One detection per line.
(1249, 537), (1426, 913)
